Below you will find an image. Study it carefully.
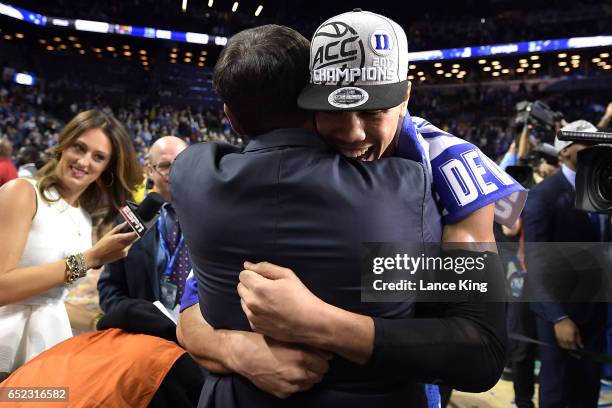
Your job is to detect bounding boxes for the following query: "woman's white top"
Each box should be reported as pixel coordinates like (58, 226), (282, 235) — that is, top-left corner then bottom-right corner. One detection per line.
(0, 178), (92, 373)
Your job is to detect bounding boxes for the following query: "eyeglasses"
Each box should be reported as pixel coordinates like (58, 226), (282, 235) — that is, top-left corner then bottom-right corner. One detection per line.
(150, 161), (173, 175)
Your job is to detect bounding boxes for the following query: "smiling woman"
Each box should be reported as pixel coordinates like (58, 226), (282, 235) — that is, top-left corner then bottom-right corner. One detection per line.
(0, 110), (144, 375)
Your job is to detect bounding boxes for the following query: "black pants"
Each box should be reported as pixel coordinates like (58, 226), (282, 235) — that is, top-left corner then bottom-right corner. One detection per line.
(508, 301), (537, 408)
(536, 311), (606, 408)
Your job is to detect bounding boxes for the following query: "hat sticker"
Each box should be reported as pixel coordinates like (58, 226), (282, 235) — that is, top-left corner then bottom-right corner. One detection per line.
(370, 29), (393, 56)
(328, 87), (369, 108)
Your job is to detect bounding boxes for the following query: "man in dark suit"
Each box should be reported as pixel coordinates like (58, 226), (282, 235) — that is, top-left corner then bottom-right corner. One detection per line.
(523, 120), (609, 408)
(98, 135), (189, 339)
(170, 24), (447, 407)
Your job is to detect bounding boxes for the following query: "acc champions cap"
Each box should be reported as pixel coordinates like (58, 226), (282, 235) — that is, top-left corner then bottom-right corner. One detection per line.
(298, 9), (409, 111)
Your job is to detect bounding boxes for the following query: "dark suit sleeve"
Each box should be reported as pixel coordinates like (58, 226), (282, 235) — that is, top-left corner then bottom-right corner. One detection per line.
(97, 259), (130, 315)
(368, 252), (507, 392)
(522, 185), (566, 322)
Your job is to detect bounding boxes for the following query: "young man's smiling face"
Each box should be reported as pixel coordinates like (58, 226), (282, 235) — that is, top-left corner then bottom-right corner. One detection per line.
(314, 86), (410, 161)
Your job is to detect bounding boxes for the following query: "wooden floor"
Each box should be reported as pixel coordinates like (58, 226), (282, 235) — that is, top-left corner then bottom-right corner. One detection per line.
(451, 379), (612, 408)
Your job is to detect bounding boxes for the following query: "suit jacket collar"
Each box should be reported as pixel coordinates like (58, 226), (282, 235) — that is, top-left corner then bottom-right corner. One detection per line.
(244, 128), (330, 152)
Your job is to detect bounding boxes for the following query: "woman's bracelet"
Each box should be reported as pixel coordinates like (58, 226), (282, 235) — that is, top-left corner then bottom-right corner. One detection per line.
(65, 253), (87, 284)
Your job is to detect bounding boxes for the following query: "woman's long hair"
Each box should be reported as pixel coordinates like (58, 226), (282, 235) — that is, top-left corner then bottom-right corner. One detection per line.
(36, 110), (143, 225)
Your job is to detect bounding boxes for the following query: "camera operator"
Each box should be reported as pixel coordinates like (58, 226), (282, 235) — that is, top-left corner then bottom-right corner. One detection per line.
(522, 119), (610, 408)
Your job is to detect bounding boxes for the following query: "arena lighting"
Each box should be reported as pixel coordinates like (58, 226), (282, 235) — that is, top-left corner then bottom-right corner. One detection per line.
(53, 36), (61, 42)
(232, 2), (238, 12)
(38, 38), (45, 44)
(182, 0), (187, 12)
(185, 51), (192, 57)
(170, 53), (177, 58)
(563, 67), (570, 72)
(15, 32), (23, 38)
(106, 46), (115, 51)
(571, 55), (580, 59)
(74, 43), (81, 47)
(492, 61), (500, 65)
(519, 58), (527, 63)
(45, 45), (53, 51)
(558, 53), (567, 58)
(494, 65), (501, 70)
(123, 51), (131, 56)
(78, 49), (84, 54)
(139, 49), (146, 54)
(417, 71), (424, 76)
(516, 67), (525, 72)
(408, 75), (414, 80)
(436, 69), (443, 74)
(492, 71), (500, 76)
(51, 18), (69, 26)
(502, 68), (509, 73)
(602, 53), (610, 58)
(409, 64), (416, 69)
(434, 62), (442, 67)
(75, 19), (109, 33)
(478, 59), (486, 64)
(530, 55), (539, 60)
(452, 63), (460, 68)
(184, 57), (191, 62)
(68, 35), (77, 41)
(558, 61), (567, 66)
(255, 5), (263, 17)
(592, 57), (601, 62)
(483, 66), (491, 71)
(444, 72), (451, 77)
(14, 72), (34, 85)
(1, 2), (609, 58)
(532, 63), (541, 68)
(451, 68), (458, 73)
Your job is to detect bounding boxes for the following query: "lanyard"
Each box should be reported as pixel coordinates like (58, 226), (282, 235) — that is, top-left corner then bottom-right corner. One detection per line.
(157, 211), (185, 278)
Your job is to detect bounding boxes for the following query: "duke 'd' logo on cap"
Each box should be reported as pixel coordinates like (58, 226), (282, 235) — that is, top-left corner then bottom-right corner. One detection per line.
(328, 87), (369, 108)
(370, 29), (393, 56)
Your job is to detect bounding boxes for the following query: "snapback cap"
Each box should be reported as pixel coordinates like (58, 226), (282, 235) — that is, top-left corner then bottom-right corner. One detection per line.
(554, 119), (598, 152)
(298, 9), (409, 111)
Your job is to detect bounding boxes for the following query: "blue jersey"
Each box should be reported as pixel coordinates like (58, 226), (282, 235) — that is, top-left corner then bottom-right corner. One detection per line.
(397, 113), (527, 227)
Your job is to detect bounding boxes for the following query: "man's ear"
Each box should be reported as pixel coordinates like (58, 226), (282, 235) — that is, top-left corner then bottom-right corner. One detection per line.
(399, 81), (412, 117)
(223, 104), (246, 136)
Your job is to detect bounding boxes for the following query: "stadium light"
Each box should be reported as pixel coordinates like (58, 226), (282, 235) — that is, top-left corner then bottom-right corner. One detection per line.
(601, 53), (610, 58)
(436, 70), (443, 74)
(516, 68), (524, 73)
(409, 64), (416, 69)
(519, 59), (527, 63)
(255, 5), (263, 16)
(532, 63), (541, 68)
(182, 0), (187, 12)
(592, 57), (601, 62)
(15, 33), (24, 38)
(451, 69), (458, 73)
(14, 73), (34, 86)
(452, 63), (460, 68)
(483, 66), (491, 71)
(558, 53), (566, 58)
(491, 61), (500, 66)
(38, 39), (46, 44)
(558, 61), (567, 66)
(408, 75), (414, 80)
(501, 68), (509, 73)
(434, 62), (442, 67)
(563, 67), (570, 72)
(208, 0), (213, 7)
(3, 34), (12, 40)
(74, 43), (81, 48)
(492, 72), (500, 77)
(232, 2), (239, 12)
(478, 59), (486, 64)
(444, 73), (451, 77)
(530, 55), (539, 60)
(571, 55), (580, 60)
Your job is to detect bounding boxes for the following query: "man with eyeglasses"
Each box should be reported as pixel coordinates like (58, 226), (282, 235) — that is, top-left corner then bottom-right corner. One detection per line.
(98, 135), (191, 334)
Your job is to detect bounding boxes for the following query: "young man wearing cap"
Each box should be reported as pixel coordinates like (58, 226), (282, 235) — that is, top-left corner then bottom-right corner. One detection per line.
(523, 119), (609, 407)
(177, 11), (514, 406)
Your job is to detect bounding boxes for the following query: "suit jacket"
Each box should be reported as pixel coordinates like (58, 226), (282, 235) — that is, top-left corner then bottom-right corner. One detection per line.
(170, 128), (442, 407)
(97, 223), (177, 340)
(523, 170), (608, 323)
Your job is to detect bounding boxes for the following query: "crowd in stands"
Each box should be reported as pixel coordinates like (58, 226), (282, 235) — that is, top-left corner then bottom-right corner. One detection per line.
(2, 74), (609, 169)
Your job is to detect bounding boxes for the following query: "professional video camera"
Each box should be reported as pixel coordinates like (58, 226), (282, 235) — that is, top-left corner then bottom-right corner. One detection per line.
(515, 100), (564, 141)
(557, 130), (612, 214)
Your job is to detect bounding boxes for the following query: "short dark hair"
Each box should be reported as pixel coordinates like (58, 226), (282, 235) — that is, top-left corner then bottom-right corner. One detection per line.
(213, 24), (310, 136)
